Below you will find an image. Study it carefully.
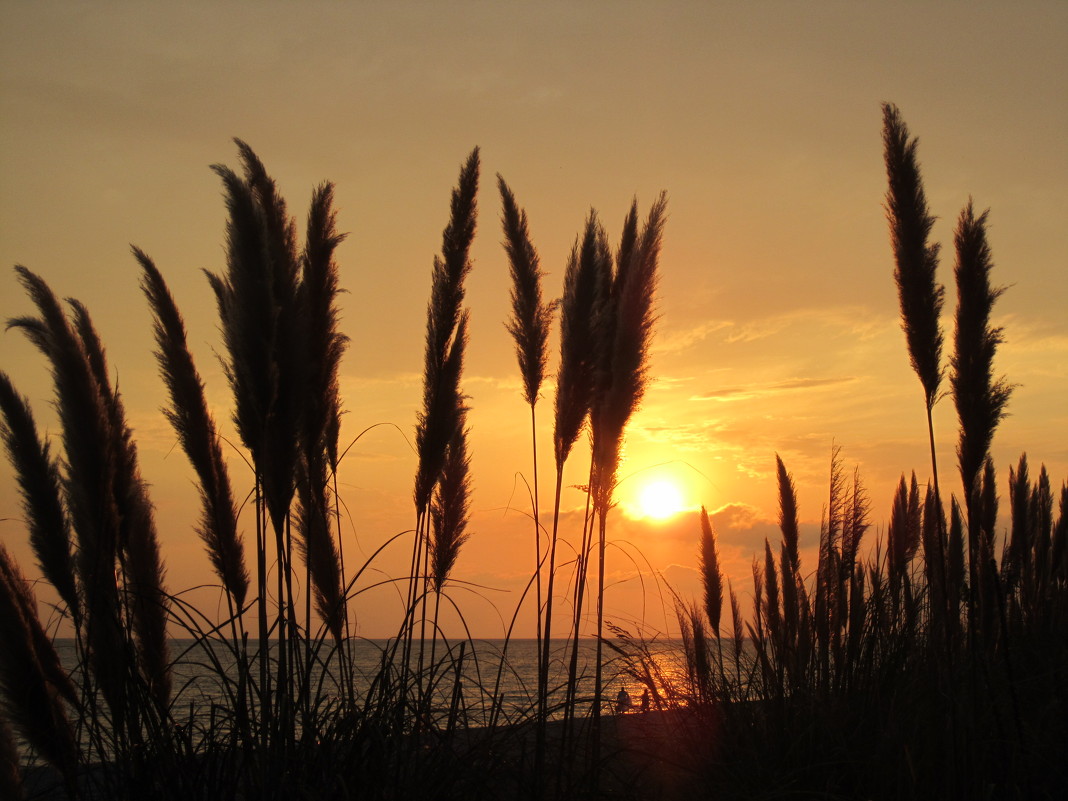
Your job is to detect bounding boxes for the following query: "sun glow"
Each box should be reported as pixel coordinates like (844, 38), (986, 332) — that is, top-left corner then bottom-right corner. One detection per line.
(637, 479), (685, 520)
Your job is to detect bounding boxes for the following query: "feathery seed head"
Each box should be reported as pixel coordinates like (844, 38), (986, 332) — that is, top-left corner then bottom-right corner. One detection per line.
(0, 546), (78, 777)
(209, 142), (308, 535)
(432, 416), (473, 592)
(137, 248), (249, 609)
(951, 201), (1013, 505)
(776, 454), (801, 574)
(416, 149), (479, 511)
(553, 212), (611, 469)
(499, 175), (556, 407)
(699, 506), (723, 635)
(589, 194), (668, 511)
(883, 103), (945, 410)
(0, 371), (79, 621)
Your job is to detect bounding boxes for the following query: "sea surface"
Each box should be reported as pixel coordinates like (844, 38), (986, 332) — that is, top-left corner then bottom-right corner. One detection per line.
(13, 636), (691, 768)
(49, 636), (687, 723)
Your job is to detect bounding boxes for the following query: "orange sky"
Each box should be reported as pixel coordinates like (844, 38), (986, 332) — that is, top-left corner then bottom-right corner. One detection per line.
(1, 2), (1065, 639)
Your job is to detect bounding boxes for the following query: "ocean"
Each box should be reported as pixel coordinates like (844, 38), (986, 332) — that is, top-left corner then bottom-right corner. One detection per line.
(7, 635), (696, 774)
(48, 636), (687, 732)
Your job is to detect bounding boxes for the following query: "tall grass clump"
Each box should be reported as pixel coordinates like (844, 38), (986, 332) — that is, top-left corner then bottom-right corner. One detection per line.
(0, 544), (78, 797)
(544, 210), (610, 788)
(483, 188), (668, 794)
(5, 143), (600, 799)
(951, 200), (1014, 638)
(626, 105), (1066, 801)
(0, 372), (79, 622)
(588, 195), (666, 756)
(7, 265), (173, 758)
(883, 102), (951, 642)
(883, 103), (945, 483)
(655, 440), (1065, 798)
(407, 149), (479, 705)
(539, 195), (667, 788)
(206, 142), (308, 737)
(1, 110), (1063, 801)
(137, 249), (249, 623)
(2, 140), (380, 797)
(296, 181), (349, 648)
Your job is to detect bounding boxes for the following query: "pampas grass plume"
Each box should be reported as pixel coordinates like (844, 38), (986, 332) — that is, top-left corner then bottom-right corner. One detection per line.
(882, 103), (945, 409)
(553, 212), (610, 469)
(699, 506), (723, 636)
(0, 545), (77, 780)
(432, 415), (473, 592)
(415, 149), (479, 512)
(498, 175), (555, 407)
(776, 454), (801, 574)
(137, 248), (250, 610)
(952, 200), (1013, 508)
(0, 372), (79, 622)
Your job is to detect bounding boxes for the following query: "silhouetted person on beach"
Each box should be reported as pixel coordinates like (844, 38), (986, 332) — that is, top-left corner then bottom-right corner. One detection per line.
(615, 686), (631, 714)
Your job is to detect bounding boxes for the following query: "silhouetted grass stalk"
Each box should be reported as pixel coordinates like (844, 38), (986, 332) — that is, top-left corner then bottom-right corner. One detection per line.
(588, 193), (666, 776)
(552, 212), (609, 767)
(137, 249), (248, 647)
(0, 372), (80, 626)
(0, 544), (78, 796)
(497, 173), (559, 792)
(883, 103), (953, 653)
(8, 267), (171, 748)
(410, 149), (479, 720)
(951, 200), (1013, 645)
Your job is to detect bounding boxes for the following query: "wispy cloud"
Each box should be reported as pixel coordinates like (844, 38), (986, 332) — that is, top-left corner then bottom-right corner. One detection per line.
(691, 375), (856, 402)
(997, 318), (1068, 361)
(654, 320), (733, 353)
(664, 307), (897, 349)
(631, 418), (732, 452)
(646, 375), (697, 390)
(342, 372), (422, 390)
(723, 317), (794, 344)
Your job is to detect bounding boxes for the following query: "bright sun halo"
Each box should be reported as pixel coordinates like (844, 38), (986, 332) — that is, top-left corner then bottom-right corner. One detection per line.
(637, 480), (684, 520)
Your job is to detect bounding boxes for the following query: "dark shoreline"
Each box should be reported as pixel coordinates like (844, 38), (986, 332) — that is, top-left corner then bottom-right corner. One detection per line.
(18, 707), (703, 801)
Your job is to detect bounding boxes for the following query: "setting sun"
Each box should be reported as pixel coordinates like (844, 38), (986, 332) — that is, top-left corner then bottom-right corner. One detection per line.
(637, 479), (685, 520)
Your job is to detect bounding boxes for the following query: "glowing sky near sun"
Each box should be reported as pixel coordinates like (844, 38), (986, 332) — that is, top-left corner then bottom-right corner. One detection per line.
(1, 1), (1065, 638)
(636, 481), (687, 521)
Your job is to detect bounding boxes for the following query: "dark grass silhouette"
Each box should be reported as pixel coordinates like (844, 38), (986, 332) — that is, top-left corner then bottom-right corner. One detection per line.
(1, 110), (1065, 801)
(610, 106), (1065, 800)
(497, 173), (557, 790)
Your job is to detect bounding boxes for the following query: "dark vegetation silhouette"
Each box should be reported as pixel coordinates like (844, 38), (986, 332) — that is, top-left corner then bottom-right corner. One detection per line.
(607, 106), (1065, 800)
(0, 108), (1065, 800)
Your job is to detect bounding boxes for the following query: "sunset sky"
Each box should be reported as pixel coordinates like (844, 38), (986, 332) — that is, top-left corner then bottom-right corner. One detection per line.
(1, 2), (1065, 639)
